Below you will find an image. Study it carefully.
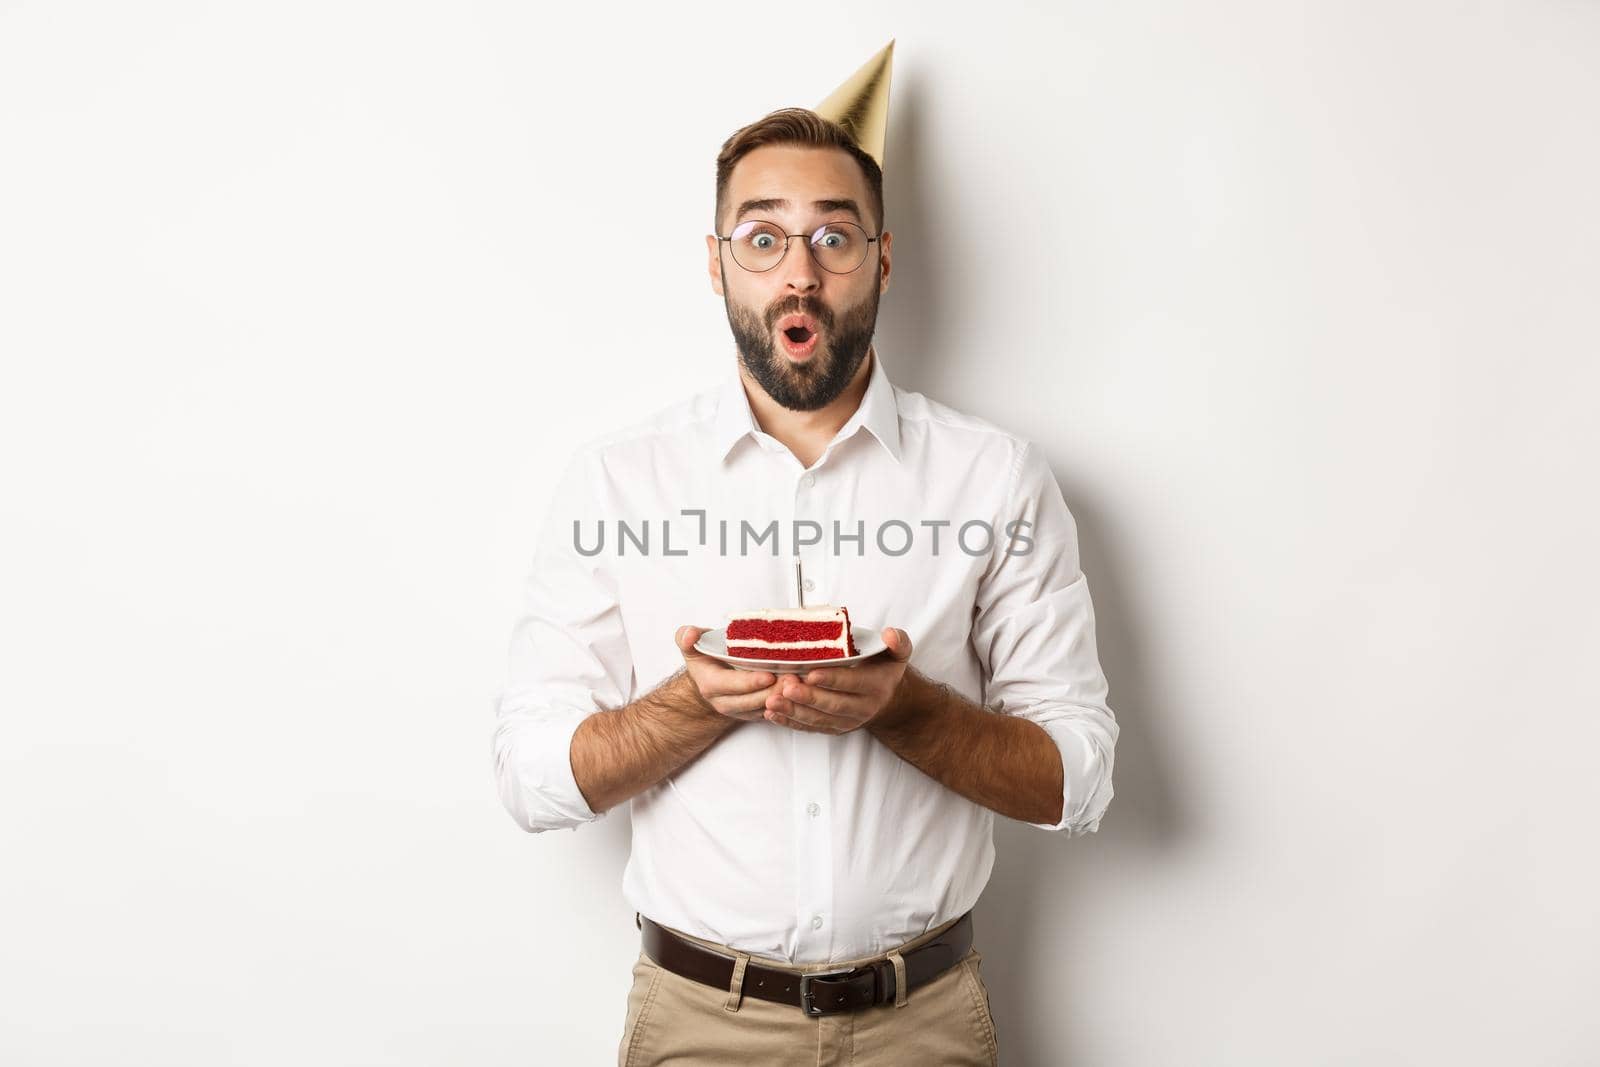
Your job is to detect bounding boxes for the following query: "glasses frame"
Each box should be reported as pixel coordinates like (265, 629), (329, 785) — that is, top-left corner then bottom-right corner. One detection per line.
(715, 218), (882, 275)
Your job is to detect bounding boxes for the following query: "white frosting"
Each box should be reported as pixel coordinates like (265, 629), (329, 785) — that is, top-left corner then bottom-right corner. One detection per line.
(725, 605), (846, 626)
(726, 638), (847, 650)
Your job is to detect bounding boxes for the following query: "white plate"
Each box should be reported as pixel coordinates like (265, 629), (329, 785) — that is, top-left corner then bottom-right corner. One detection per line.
(694, 626), (885, 672)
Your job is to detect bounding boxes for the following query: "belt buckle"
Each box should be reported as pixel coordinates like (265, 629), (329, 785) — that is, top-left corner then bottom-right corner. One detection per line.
(799, 965), (865, 1017)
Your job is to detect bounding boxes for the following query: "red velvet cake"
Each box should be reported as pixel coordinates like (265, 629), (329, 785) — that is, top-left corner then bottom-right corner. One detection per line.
(725, 605), (858, 661)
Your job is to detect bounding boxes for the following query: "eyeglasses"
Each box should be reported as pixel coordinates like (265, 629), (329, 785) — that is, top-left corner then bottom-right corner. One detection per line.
(716, 219), (881, 274)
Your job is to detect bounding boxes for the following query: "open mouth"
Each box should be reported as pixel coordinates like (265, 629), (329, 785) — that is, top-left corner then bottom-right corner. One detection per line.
(776, 313), (821, 359)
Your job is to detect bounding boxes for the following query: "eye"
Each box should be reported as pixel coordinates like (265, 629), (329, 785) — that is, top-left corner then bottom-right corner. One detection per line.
(813, 225), (856, 249)
(732, 220), (784, 247)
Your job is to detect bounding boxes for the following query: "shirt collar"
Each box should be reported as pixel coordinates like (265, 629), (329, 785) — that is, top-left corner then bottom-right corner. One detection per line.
(709, 345), (903, 468)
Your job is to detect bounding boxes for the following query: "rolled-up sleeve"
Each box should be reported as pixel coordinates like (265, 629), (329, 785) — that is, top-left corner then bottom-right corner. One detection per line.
(491, 447), (635, 833)
(970, 439), (1118, 835)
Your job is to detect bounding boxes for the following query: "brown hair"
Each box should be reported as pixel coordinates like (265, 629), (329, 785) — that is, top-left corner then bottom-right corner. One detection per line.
(714, 107), (885, 234)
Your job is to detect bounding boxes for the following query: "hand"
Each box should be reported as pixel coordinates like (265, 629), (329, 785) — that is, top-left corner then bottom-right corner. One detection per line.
(676, 625), (783, 723)
(763, 627), (914, 735)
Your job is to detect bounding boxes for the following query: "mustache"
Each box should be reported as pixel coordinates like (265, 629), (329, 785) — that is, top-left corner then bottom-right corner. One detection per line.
(767, 298), (832, 329)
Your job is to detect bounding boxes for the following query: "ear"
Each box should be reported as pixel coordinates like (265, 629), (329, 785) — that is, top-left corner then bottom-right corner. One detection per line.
(706, 234), (725, 296)
(877, 229), (892, 295)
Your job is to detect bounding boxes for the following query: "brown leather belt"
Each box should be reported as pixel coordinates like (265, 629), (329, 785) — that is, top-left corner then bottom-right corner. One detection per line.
(637, 911), (974, 1017)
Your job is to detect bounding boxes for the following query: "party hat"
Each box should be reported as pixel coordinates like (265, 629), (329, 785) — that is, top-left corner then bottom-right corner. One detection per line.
(813, 39), (895, 171)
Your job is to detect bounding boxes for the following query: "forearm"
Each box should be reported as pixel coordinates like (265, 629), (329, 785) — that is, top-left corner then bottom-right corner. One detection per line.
(867, 668), (1065, 826)
(571, 669), (739, 815)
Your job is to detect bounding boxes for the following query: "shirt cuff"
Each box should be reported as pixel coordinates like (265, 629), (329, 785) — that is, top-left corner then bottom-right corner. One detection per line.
(493, 703), (607, 833)
(1024, 716), (1115, 835)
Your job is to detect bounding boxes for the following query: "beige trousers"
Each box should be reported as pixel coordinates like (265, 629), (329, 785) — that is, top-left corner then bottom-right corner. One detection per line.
(616, 913), (999, 1067)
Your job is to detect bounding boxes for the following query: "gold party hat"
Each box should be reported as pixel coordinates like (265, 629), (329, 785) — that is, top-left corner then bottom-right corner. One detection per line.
(813, 39), (895, 171)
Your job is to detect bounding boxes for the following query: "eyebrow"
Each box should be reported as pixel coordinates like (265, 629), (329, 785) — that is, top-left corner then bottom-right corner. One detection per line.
(734, 197), (865, 226)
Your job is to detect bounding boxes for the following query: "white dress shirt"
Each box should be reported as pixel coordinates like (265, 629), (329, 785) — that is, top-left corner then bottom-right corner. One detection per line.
(491, 346), (1117, 964)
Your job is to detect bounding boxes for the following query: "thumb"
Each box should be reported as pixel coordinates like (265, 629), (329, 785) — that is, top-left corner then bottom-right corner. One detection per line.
(883, 627), (913, 661)
(677, 625), (708, 657)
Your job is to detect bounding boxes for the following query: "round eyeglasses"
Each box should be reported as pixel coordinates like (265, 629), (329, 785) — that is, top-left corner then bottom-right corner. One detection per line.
(716, 219), (881, 274)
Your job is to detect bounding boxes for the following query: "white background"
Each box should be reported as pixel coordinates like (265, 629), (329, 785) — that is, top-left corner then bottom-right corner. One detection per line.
(2, 2), (1596, 1065)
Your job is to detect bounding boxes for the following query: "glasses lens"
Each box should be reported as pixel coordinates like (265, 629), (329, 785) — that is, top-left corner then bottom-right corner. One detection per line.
(728, 220), (787, 272)
(726, 220), (872, 273)
(809, 221), (868, 273)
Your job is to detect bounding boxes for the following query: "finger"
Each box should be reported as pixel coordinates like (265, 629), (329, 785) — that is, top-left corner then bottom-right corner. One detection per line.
(706, 668), (778, 696)
(708, 681), (778, 719)
(777, 678), (862, 718)
(768, 702), (855, 733)
(676, 625), (709, 658)
(767, 688), (861, 731)
(713, 700), (776, 722)
(764, 708), (839, 734)
(883, 627), (913, 662)
(708, 674), (779, 718)
(799, 667), (869, 694)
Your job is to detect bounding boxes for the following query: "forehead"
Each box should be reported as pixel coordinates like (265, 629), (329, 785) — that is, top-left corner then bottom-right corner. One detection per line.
(724, 144), (870, 219)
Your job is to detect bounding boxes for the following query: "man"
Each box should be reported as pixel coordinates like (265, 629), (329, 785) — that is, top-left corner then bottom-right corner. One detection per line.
(491, 43), (1117, 1067)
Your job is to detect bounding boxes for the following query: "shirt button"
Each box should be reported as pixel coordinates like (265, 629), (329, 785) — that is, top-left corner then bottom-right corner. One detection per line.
(811, 915), (824, 929)
(801, 474), (815, 488)
(806, 802), (820, 817)
(802, 579), (815, 592)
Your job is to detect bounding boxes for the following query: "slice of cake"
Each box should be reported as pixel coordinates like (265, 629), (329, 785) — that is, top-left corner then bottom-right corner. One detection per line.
(725, 605), (858, 661)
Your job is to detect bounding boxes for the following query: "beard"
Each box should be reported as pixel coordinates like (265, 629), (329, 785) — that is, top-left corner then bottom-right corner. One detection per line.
(724, 283), (880, 412)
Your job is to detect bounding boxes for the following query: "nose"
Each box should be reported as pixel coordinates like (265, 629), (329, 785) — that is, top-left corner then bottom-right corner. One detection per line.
(777, 235), (820, 294)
